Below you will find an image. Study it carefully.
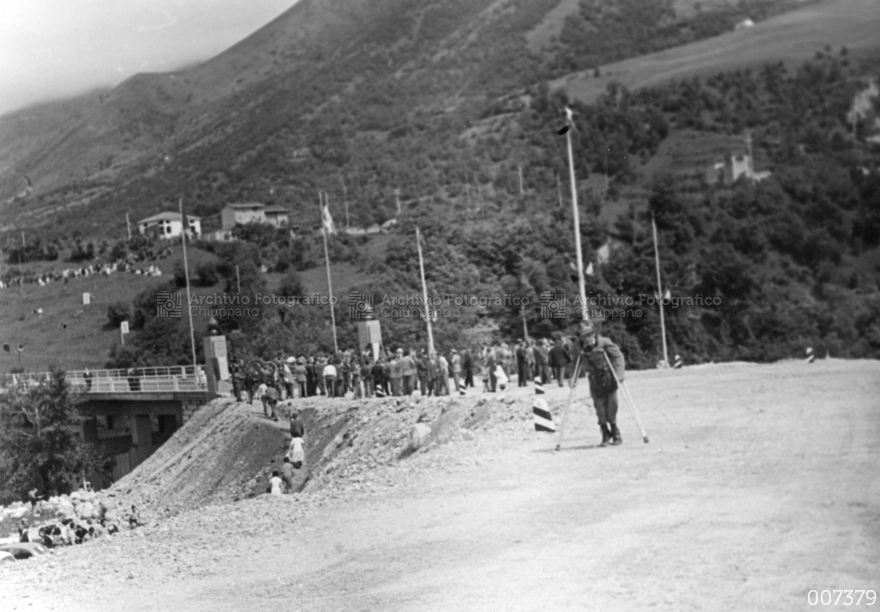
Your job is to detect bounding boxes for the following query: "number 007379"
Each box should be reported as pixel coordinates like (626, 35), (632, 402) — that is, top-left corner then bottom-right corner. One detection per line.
(807, 590), (876, 606)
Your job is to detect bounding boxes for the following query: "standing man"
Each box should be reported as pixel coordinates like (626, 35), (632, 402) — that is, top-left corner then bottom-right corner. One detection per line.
(283, 358), (295, 399)
(400, 349), (416, 396)
(548, 337), (571, 387)
(416, 350), (429, 396)
(371, 358), (386, 397)
(257, 380), (269, 416)
(515, 341), (528, 387)
(295, 358), (307, 399)
(533, 339), (550, 385)
(462, 349), (474, 388)
(243, 366), (255, 404)
(450, 349), (462, 393)
(578, 322), (626, 446)
(266, 383), (279, 421)
(486, 347), (497, 393)
(437, 352), (450, 395)
(389, 350), (403, 396)
(360, 358), (373, 398)
(323, 359), (337, 398)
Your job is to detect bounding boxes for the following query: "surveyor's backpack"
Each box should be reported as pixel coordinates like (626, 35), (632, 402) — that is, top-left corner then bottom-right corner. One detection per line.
(584, 348), (618, 396)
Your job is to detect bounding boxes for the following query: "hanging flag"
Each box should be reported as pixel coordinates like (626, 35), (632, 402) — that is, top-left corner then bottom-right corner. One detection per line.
(564, 106), (575, 125)
(321, 197), (337, 235)
(586, 262), (594, 276)
(664, 289), (671, 300)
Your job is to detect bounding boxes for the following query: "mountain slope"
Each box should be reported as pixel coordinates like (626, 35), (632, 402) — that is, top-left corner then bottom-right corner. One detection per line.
(556, 0), (880, 104)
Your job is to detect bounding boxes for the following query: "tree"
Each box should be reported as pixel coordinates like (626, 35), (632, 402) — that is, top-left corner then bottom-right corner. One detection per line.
(0, 369), (104, 504)
(106, 301), (131, 328)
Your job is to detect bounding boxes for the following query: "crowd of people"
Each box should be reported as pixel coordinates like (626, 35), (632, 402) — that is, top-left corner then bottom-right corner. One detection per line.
(230, 335), (592, 409)
(0, 260), (165, 290)
(2, 487), (135, 549)
(239, 320), (630, 449)
(0, 240), (172, 290)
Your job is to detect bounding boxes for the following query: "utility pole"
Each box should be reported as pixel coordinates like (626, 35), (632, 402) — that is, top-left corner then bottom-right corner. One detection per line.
(556, 173), (563, 208)
(563, 107), (588, 319)
(126, 213), (132, 240)
(340, 173), (350, 230)
(394, 188), (401, 216)
(652, 213), (670, 368)
(518, 165), (524, 197)
(416, 227), (435, 355)
(236, 265), (241, 293)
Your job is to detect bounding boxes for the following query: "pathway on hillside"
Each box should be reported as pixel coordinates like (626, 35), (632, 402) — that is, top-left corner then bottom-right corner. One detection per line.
(3, 360), (879, 611)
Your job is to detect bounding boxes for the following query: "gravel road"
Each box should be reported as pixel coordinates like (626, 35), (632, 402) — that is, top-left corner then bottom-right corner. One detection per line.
(3, 359), (878, 611)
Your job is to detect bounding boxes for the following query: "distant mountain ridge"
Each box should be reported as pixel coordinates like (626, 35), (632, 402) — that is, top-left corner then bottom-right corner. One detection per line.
(0, 0), (869, 237)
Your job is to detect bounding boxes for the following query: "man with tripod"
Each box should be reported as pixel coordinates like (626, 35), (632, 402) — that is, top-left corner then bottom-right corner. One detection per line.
(578, 321), (626, 446)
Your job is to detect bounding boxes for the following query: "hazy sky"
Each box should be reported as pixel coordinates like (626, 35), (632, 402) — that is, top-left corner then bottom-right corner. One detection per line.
(0, 0), (297, 116)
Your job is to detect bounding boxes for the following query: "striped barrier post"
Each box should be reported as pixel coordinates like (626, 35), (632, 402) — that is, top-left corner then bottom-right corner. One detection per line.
(532, 376), (555, 432)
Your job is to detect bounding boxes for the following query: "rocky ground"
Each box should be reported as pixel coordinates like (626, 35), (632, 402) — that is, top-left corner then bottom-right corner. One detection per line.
(2, 359), (879, 611)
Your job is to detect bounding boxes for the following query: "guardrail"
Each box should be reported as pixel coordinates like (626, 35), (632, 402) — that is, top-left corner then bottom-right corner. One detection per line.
(0, 366), (207, 393)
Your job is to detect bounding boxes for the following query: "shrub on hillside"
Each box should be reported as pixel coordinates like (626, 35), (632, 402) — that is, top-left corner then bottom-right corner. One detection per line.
(68, 241), (95, 263)
(106, 301), (130, 328)
(196, 261), (219, 287)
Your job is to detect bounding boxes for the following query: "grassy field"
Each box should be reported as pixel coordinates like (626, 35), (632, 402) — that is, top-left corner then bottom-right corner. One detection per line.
(0, 236), (389, 372)
(0, 245), (224, 372)
(0, 270), (167, 372)
(556, 0), (880, 103)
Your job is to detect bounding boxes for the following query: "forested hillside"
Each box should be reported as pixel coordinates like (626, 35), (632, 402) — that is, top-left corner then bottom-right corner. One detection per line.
(2, 0), (879, 369)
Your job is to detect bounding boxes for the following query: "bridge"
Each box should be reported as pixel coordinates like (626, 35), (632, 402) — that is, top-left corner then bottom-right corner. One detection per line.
(2, 366), (213, 486)
(2, 365), (207, 395)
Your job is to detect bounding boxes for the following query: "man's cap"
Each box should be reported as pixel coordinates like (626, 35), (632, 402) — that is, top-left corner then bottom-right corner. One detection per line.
(580, 321), (597, 335)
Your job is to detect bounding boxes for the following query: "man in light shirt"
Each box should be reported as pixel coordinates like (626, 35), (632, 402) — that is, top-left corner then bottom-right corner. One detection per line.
(323, 360), (337, 398)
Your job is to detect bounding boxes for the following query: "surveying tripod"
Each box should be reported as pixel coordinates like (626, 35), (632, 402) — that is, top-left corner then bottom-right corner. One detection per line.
(554, 351), (649, 451)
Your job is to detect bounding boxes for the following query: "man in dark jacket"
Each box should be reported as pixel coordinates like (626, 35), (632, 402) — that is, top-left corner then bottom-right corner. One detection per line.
(371, 359), (386, 396)
(515, 341), (529, 387)
(548, 338), (571, 387)
(533, 340), (550, 384)
(416, 351), (429, 396)
(577, 322), (626, 446)
(462, 349), (474, 387)
(289, 411), (305, 439)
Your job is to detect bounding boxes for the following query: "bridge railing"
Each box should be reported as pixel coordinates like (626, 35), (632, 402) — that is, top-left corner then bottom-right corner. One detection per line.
(0, 366), (207, 393)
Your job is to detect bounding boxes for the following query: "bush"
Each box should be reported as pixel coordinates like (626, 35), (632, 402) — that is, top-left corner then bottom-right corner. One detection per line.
(106, 301), (130, 328)
(196, 261), (219, 287)
(173, 260), (187, 288)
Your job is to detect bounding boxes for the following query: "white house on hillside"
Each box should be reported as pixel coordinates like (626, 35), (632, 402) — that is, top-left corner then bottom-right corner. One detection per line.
(138, 212), (201, 239)
(264, 206), (290, 228)
(221, 203), (267, 230)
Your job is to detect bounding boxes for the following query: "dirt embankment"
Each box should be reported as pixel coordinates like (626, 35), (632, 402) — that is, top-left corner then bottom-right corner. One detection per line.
(100, 391), (534, 523)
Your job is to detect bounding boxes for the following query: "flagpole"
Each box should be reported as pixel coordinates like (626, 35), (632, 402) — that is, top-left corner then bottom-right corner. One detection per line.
(415, 226), (435, 355)
(652, 213), (670, 367)
(564, 109), (589, 320)
(179, 198), (198, 374)
(320, 191), (338, 353)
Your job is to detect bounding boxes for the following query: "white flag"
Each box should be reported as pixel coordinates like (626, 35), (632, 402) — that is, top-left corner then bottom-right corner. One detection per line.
(664, 289), (671, 300)
(586, 262), (594, 276)
(321, 201), (336, 235)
